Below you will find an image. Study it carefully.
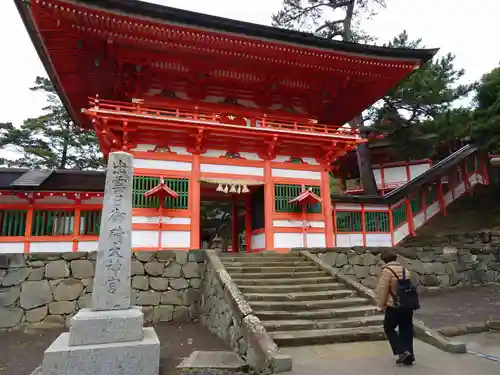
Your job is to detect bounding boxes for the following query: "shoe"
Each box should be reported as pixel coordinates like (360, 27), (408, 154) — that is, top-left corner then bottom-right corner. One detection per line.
(396, 351), (411, 365)
(403, 357), (415, 366)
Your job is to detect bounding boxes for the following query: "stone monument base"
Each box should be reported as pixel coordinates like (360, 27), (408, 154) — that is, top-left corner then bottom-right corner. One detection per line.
(42, 328), (160, 375)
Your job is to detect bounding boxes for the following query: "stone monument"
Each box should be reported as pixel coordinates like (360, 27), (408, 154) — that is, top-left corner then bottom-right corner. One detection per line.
(40, 152), (160, 375)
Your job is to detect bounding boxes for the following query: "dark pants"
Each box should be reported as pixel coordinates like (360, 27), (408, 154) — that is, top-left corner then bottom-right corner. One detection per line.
(383, 307), (414, 358)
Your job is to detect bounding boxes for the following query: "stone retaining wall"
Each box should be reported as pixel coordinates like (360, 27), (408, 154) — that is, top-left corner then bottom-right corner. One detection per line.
(199, 251), (291, 373)
(302, 246), (500, 291)
(0, 251), (204, 330)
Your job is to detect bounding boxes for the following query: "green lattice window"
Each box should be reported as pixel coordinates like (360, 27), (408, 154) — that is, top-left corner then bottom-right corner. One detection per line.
(133, 176), (189, 209)
(0, 210), (27, 236)
(274, 184), (321, 213)
(365, 211), (389, 232)
(32, 210), (74, 236)
(80, 210), (102, 236)
(392, 204), (407, 229)
(410, 193), (423, 213)
(424, 184), (438, 205)
(336, 211), (362, 232)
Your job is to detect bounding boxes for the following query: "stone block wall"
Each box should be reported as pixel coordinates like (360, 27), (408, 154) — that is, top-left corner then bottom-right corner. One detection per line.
(307, 246), (500, 291)
(0, 251), (204, 330)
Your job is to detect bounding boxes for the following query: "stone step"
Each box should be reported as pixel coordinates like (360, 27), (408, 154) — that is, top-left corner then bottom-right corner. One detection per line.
(249, 297), (369, 311)
(269, 326), (386, 347)
(262, 315), (384, 332)
(232, 276), (333, 286)
(244, 289), (356, 302)
(222, 256), (304, 263)
(228, 270), (328, 279)
(221, 260), (314, 268)
(254, 305), (378, 320)
(236, 282), (344, 294)
(224, 265), (319, 273)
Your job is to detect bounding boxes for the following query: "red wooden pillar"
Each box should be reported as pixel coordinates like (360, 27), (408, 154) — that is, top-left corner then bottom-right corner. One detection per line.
(406, 197), (415, 236)
(438, 181), (446, 217)
(264, 158), (274, 250)
(245, 195), (252, 252)
(462, 160), (471, 195)
(73, 200), (82, 252)
(24, 202), (34, 253)
(320, 169), (335, 247)
(388, 205), (394, 246)
(231, 196), (239, 253)
(190, 154), (201, 249)
(361, 203), (367, 247)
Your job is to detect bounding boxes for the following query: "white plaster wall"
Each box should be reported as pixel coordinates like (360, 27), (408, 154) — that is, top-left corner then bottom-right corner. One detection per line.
(273, 220), (325, 228)
(251, 233), (265, 250)
(454, 183), (466, 197)
(161, 217), (191, 225)
(30, 241), (73, 253)
(413, 212), (425, 229)
(306, 233), (326, 247)
(444, 190), (454, 206)
(336, 234), (363, 247)
(409, 164), (430, 179)
(0, 195), (29, 204)
(133, 216), (160, 224)
(238, 152), (262, 161)
(364, 205), (389, 212)
(132, 230), (159, 248)
(36, 196), (74, 204)
(133, 159), (192, 171)
(271, 168), (321, 180)
(373, 169), (382, 186)
(393, 223), (409, 244)
(365, 233), (392, 247)
(273, 155), (319, 165)
(204, 149), (227, 158)
(0, 242), (24, 253)
(81, 197), (103, 205)
(274, 232), (303, 249)
(78, 241), (98, 252)
(201, 164), (264, 176)
(161, 231), (190, 248)
(132, 144), (155, 151)
(383, 166), (407, 184)
(170, 146), (191, 155)
(426, 202), (440, 220)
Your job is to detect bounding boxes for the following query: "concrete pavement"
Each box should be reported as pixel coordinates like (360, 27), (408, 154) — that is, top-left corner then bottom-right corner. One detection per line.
(280, 335), (500, 375)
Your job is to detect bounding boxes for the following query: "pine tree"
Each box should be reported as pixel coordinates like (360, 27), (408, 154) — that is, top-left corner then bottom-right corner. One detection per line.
(0, 77), (103, 170)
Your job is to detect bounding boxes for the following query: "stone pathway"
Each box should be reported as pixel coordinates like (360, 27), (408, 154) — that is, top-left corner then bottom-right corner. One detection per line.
(281, 338), (500, 375)
(0, 323), (229, 375)
(417, 284), (500, 330)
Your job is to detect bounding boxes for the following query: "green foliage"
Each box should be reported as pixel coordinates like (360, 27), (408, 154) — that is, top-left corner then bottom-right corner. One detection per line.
(469, 66), (500, 153)
(0, 77), (103, 170)
(369, 31), (473, 160)
(272, 0), (385, 42)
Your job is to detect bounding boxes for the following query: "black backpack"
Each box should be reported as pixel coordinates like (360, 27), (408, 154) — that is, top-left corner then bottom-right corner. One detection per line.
(384, 267), (420, 311)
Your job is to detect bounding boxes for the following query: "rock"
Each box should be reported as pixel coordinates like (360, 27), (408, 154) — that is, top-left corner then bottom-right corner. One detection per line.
(144, 262), (164, 276)
(437, 274), (450, 286)
(53, 279), (84, 301)
(153, 305), (174, 322)
(173, 305), (190, 321)
(132, 276), (149, 291)
(134, 252), (154, 262)
(131, 260), (145, 275)
(27, 260), (45, 268)
(430, 262), (446, 275)
(2, 268), (31, 286)
(70, 260), (94, 279)
(0, 307), (24, 328)
(45, 260), (69, 279)
(6, 254), (27, 268)
(26, 305), (48, 323)
(343, 265), (355, 275)
(369, 265), (381, 276)
(136, 291), (161, 306)
(28, 268), (44, 281)
(77, 294), (91, 309)
(175, 252), (189, 265)
(157, 252), (175, 262)
(82, 278), (93, 293)
(361, 276), (378, 289)
(161, 290), (183, 305)
(142, 306), (154, 323)
(20, 281), (53, 309)
(170, 278), (189, 290)
(409, 259), (426, 275)
(363, 253), (378, 266)
(149, 277), (169, 291)
(0, 286), (20, 307)
(163, 263), (182, 278)
(182, 262), (200, 278)
(190, 278), (202, 289)
(335, 253), (348, 267)
(354, 265), (369, 279)
(60, 252), (86, 260)
(420, 274), (439, 287)
(183, 289), (200, 305)
(322, 252), (337, 265)
(33, 315), (65, 329)
(49, 301), (76, 315)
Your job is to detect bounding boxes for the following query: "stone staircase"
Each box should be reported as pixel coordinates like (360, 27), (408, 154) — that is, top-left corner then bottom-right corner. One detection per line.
(220, 252), (385, 347)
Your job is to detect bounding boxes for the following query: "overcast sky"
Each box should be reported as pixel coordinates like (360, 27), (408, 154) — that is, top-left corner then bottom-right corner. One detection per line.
(1, 0), (499, 127)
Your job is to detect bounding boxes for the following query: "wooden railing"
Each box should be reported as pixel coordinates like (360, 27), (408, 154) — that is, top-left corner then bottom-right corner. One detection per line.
(88, 97), (361, 137)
